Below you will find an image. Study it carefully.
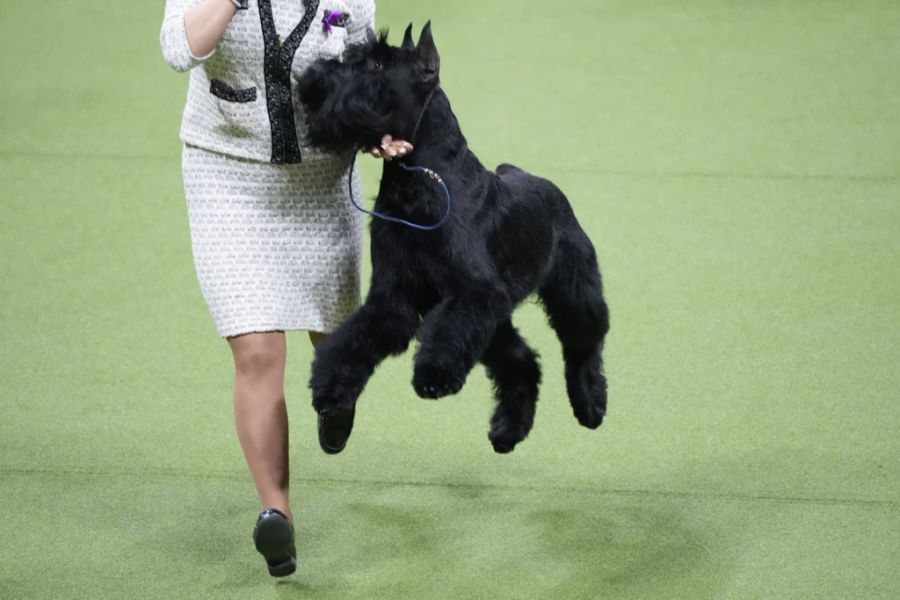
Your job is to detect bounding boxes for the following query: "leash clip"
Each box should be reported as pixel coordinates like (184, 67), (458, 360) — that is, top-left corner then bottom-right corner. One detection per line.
(345, 156), (452, 231)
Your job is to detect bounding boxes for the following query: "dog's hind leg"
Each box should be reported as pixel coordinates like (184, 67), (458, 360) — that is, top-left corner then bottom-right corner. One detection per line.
(539, 235), (610, 429)
(481, 320), (541, 453)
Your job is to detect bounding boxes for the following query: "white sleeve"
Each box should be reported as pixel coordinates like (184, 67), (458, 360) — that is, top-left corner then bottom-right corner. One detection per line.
(159, 0), (217, 72)
(347, 0), (376, 47)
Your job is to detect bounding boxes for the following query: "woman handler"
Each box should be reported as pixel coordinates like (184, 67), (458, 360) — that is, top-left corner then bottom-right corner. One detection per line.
(160, 0), (410, 576)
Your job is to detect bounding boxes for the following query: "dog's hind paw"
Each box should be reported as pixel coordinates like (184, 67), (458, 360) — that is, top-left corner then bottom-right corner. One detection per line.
(566, 361), (607, 430)
(488, 426), (524, 454)
(412, 363), (465, 399)
(575, 407), (606, 429)
(572, 401), (605, 429)
(488, 409), (534, 454)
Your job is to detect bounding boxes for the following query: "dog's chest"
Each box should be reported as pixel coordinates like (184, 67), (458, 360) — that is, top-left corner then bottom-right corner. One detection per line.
(387, 228), (467, 300)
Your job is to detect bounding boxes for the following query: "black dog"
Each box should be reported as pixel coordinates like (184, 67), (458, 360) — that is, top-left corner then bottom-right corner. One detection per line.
(299, 23), (609, 454)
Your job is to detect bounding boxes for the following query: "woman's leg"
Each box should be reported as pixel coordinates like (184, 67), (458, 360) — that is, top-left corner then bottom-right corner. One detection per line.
(228, 331), (292, 521)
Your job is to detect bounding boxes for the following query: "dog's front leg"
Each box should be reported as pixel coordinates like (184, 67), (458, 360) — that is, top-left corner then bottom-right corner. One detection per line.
(310, 292), (418, 415)
(311, 291), (419, 453)
(413, 292), (507, 399)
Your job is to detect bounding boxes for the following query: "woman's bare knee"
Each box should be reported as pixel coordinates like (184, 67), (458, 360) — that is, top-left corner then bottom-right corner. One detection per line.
(228, 331), (286, 381)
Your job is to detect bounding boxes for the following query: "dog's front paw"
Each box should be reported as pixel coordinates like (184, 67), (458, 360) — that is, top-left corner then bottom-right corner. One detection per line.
(412, 362), (465, 399)
(312, 387), (359, 415)
(310, 361), (364, 415)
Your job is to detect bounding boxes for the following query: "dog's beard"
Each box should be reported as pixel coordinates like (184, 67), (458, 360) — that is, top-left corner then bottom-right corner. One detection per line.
(309, 97), (393, 152)
(304, 75), (395, 153)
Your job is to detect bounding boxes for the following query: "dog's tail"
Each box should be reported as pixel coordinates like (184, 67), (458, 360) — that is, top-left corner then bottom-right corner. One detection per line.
(495, 163), (525, 176)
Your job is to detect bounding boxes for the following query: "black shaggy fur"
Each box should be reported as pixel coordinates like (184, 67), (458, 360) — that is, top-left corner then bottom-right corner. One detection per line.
(299, 23), (610, 453)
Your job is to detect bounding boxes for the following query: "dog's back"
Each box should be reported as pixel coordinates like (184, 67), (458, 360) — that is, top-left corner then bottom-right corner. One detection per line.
(495, 162), (577, 227)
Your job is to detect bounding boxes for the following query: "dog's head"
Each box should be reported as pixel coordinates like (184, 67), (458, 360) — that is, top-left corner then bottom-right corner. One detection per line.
(298, 22), (441, 153)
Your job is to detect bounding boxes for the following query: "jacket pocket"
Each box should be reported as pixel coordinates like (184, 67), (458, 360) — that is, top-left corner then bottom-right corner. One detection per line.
(209, 79), (257, 103)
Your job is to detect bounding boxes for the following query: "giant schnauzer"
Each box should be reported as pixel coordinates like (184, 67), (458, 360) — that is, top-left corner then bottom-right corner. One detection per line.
(299, 23), (610, 454)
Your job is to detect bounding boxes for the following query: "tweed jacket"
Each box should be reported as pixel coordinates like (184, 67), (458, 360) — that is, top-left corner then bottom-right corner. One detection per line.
(160, 0), (375, 164)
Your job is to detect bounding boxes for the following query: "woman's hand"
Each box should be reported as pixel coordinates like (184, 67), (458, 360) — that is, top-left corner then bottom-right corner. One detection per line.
(368, 134), (413, 160)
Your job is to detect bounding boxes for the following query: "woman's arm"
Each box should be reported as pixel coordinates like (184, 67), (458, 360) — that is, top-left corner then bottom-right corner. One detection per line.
(160, 0), (238, 72)
(184, 0), (238, 58)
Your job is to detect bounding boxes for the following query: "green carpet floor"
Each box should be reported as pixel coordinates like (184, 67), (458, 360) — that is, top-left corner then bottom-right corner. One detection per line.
(1, 1), (898, 598)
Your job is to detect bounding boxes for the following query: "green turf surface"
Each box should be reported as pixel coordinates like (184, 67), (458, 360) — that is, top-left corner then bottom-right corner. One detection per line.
(2, 1), (899, 598)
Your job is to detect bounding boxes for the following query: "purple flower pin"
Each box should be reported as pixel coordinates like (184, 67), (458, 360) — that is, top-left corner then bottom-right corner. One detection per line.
(322, 10), (349, 34)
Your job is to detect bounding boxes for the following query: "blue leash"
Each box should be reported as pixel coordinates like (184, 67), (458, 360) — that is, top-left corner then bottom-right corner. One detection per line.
(347, 155), (452, 231)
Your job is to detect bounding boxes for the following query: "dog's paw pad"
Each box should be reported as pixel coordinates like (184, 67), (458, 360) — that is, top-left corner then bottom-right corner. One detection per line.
(417, 384), (439, 398)
(412, 364), (464, 399)
(414, 382), (455, 399)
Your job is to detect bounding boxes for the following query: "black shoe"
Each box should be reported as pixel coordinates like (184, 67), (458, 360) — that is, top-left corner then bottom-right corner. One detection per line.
(317, 406), (355, 454)
(252, 508), (296, 577)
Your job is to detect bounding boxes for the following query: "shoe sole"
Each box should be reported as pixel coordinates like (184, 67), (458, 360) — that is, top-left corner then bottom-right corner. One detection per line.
(317, 407), (355, 454)
(254, 516), (296, 577)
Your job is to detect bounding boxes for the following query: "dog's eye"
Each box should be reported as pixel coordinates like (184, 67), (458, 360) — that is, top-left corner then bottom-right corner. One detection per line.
(368, 59), (383, 71)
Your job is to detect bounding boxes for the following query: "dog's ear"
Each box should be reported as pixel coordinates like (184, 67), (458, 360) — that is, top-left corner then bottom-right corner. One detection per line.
(401, 23), (415, 50)
(416, 21), (440, 83)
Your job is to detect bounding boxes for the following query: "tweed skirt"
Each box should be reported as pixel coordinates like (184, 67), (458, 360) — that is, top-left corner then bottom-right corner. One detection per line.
(182, 144), (364, 338)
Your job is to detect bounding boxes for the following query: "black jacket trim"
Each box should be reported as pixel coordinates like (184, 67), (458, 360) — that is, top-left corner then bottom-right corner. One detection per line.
(258, 0), (320, 164)
(209, 79), (258, 103)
